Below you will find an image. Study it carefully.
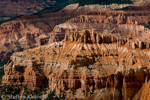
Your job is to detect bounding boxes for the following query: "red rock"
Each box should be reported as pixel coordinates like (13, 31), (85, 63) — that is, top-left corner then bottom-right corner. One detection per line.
(1, 3), (150, 63)
(1, 2), (150, 99)
(2, 30), (150, 99)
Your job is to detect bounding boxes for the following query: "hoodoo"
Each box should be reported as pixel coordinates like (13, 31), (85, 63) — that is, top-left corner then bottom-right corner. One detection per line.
(1, 0), (150, 99)
(2, 30), (150, 99)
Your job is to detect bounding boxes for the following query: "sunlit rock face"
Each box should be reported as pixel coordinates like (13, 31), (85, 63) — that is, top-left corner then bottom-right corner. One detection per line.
(0, 3), (136, 63)
(0, 0), (149, 18)
(1, 1), (150, 99)
(85, 73), (150, 100)
(0, 3), (79, 62)
(2, 30), (150, 99)
(0, 1), (150, 63)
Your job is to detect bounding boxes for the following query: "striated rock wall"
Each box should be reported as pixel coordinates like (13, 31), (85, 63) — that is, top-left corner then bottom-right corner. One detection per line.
(132, 78), (150, 100)
(0, 0), (148, 19)
(2, 30), (150, 99)
(84, 67), (149, 100)
(0, 2), (150, 65)
(0, 3), (79, 62)
(53, 10), (150, 38)
(0, 3), (136, 63)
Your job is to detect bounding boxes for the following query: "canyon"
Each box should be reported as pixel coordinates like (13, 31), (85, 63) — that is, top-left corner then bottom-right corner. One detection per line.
(0, 3), (134, 63)
(1, 0), (150, 100)
(2, 29), (150, 99)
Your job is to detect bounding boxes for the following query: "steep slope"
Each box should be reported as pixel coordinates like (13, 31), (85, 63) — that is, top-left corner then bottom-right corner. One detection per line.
(0, 3), (134, 64)
(0, 3), (80, 63)
(1, 0), (150, 99)
(1, 3), (150, 66)
(2, 30), (150, 99)
(88, 76), (150, 100)
(1, 0), (148, 24)
(1, 1), (148, 64)
(133, 79), (150, 100)
(52, 8), (150, 40)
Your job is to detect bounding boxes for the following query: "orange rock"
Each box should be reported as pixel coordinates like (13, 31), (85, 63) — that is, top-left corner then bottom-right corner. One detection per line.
(2, 30), (150, 99)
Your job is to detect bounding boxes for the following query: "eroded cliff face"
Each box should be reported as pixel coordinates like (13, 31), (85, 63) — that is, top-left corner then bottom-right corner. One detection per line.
(0, 3), (79, 62)
(132, 79), (150, 100)
(0, 0), (148, 19)
(87, 74), (150, 100)
(0, 3), (135, 64)
(53, 10), (150, 36)
(52, 4), (150, 44)
(0, 21), (47, 61)
(2, 30), (150, 99)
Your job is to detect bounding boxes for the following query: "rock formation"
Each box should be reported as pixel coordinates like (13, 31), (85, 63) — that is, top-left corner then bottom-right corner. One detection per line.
(1, 2), (150, 99)
(0, 3), (135, 64)
(0, 3), (79, 62)
(53, 9), (150, 37)
(2, 30), (150, 99)
(1, 0), (145, 19)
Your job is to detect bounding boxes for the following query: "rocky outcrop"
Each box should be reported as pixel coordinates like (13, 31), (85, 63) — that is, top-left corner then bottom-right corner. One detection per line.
(0, 0), (148, 19)
(2, 30), (150, 99)
(0, 3), (135, 64)
(132, 78), (150, 100)
(0, 3), (79, 62)
(84, 68), (149, 100)
(0, 2), (150, 63)
(53, 10), (150, 38)
(0, 21), (47, 61)
(1, 2), (150, 99)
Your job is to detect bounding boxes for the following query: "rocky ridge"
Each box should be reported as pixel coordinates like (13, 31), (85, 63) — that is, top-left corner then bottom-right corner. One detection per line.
(0, 3), (79, 62)
(2, 30), (150, 99)
(0, 3), (135, 64)
(0, 0), (147, 19)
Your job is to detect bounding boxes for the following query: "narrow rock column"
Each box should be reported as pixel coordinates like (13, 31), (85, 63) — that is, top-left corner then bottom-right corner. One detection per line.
(146, 42), (149, 49)
(139, 41), (143, 49)
(80, 35), (84, 43)
(91, 32), (96, 43)
(132, 42), (135, 49)
(70, 34), (74, 42)
(84, 35), (87, 43)
(64, 35), (68, 41)
(75, 32), (79, 41)
(96, 34), (100, 43)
